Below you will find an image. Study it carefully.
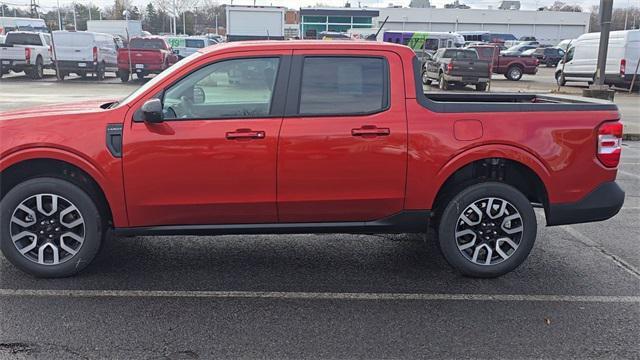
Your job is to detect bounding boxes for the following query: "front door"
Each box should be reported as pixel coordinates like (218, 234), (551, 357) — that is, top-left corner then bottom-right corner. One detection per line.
(277, 51), (408, 223)
(123, 54), (289, 226)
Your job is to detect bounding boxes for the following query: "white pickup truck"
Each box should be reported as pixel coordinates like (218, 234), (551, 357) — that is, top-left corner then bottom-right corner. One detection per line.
(0, 31), (53, 79)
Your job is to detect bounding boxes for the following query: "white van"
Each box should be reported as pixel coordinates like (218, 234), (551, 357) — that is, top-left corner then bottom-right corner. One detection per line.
(555, 30), (640, 88)
(52, 31), (120, 80)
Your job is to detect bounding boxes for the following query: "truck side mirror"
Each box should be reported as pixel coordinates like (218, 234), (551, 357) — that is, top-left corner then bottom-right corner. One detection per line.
(141, 98), (164, 123)
(193, 87), (206, 104)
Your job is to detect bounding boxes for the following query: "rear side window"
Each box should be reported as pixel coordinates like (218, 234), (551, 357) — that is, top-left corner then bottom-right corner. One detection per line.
(298, 57), (388, 116)
(185, 39), (205, 48)
(5, 33), (42, 46)
(129, 38), (165, 49)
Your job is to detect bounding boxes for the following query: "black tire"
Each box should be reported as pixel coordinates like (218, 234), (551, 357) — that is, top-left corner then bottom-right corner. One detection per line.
(29, 57), (44, 79)
(0, 177), (103, 278)
(135, 72), (145, 80)
(78, 70), (87, 79)
(506, 65), (523, 81)
(475, 83), (488, 91)
(119, 70), (129, 83)
(96, 62), (106, 81)
(421, 70), (432, 85)
(437, 182), (537, 278)
(439, 72), (449, 90)
(555, 71), (566, 86)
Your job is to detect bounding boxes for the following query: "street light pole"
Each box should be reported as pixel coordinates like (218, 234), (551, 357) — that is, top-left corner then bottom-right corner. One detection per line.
(57, 0), (62, 30)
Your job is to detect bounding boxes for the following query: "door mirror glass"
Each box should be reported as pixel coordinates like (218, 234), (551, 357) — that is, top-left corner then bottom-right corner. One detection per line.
(141, 98), (164, 123)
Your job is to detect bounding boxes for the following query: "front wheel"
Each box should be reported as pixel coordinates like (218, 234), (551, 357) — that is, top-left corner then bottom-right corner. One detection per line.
(0, 178), (103, 278)
(555, 71), (566, 86)
(437, 182), (537, 278)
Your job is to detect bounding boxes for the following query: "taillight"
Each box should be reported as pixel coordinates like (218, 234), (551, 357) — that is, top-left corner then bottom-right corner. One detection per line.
(534, 58), (539, 66)
(447, 62), (454, 73)
(93, 46), (98, 63)
(620, 59), (626, 77)
(597, 121), (623, 168)
(24, 48), (31, 63)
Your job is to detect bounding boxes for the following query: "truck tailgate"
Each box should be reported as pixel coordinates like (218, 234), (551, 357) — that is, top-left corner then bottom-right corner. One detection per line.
(119, 49), (164, 64)
(0, 46), (27, 61)
(450, 59), (491, 79)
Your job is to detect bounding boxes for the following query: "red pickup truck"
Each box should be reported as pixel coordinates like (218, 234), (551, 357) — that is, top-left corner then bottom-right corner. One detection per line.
(0, 41), (624, 279)
(469, 44), (539, 81)
(117, 36), (178, 82)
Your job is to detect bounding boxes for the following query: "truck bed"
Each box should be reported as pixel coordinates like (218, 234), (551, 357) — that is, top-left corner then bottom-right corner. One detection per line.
(420, 92), (618, 112)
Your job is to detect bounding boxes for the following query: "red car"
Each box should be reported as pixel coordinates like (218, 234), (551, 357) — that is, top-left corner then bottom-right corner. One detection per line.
(469, 44), (539, 81)
(117, 36), (178, 82)
(0, 41), (624, 278)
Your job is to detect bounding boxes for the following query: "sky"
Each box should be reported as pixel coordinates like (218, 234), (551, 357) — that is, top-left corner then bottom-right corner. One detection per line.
(3, 0), (638, 13)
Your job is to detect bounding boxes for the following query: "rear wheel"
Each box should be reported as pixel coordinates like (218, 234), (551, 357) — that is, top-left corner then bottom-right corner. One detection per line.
(96, 62), (106, 81)
(506, 65), (523, 81)
(439, 72), (449, 90)
(0, 177), (103, 278)
(29, 57), (44, 79)
(118, 70), (130, 83)
(475, 83), (488, 91)
(437, 182), (536, 278)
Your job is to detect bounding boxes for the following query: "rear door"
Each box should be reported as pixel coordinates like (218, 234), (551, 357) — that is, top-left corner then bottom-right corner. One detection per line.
(54, 33), (93, 62)
(277, 50), (407, 223)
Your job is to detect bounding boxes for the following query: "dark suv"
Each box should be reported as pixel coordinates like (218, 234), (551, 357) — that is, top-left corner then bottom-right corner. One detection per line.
(524, 47), (565, 67)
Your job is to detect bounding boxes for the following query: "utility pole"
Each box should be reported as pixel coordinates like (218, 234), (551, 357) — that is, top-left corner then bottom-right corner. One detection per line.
(584, 0), (615, 100)
(88, 2), (92, 21)
(30, 0), (39, 18)
(57, 0), (62, 30)
(72, 4), (77, 30)
(215, 13), (218, 34)
(194, 6), (197, 34)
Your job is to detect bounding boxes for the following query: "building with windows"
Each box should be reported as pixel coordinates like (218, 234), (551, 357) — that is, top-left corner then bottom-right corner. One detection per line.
(375, 7), (590, 45)
(299, 8), (380, 39)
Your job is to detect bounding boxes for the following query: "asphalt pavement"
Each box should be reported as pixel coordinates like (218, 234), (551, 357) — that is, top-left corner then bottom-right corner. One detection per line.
(0, 69), (639, 359)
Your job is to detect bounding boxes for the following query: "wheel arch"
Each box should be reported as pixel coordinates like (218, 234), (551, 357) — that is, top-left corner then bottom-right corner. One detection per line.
(430, 145), (551, 224)
(1, 149), (125, 227)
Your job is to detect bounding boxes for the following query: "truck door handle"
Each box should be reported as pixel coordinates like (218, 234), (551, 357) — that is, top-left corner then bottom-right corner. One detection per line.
(352, 125), (391, 137)
(226, 129), (266, 140)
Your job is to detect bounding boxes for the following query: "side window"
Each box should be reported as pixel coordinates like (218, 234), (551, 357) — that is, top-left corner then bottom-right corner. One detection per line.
(298, 57), (388, 116)
(565, 47), (575, 62)
(424, 38), (439, 51)
(162, 57), (280, 120)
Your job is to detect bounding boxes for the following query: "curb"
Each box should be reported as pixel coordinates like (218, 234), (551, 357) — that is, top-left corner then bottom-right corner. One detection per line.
(623, 134), (640, 141)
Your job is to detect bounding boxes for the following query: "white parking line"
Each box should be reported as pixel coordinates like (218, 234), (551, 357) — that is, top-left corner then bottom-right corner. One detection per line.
(619, 170), (640, 179)
(561, 225), (640, 279)
(0, 288), (637, 303)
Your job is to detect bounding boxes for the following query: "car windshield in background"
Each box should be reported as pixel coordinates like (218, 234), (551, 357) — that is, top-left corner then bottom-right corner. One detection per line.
(5, 33), (41, 46)
(185, 39), (205, 48)
(521, 49), (536, 55)
(443, 49), (478, 59)
(129, 38), (165, 49)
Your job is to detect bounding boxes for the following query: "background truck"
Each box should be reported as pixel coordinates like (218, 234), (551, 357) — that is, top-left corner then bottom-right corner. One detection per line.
(87, 20), (143, 44)
(469, 44), (539, 81)
(52, 31), (121, 80)
(117, 36), (178, 82)
(0, 31), (53, 79)
(225, 5), (285, 41)
(423, 48), (491, 91)
(0, 41), (624, 279)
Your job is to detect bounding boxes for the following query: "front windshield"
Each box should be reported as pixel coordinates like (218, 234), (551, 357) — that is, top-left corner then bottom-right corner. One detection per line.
(115, 51), (205, 108)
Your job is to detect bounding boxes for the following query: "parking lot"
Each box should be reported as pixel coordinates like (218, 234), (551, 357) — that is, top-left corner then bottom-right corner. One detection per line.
(0, 67), (639, 359)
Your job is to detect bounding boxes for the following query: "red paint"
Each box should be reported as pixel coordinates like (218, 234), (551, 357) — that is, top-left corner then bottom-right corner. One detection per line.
(117, 37), (178, 75)
(0, 41), (622, 229)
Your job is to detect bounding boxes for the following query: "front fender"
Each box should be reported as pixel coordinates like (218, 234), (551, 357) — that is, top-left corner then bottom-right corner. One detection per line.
(0, 147), (128, 227)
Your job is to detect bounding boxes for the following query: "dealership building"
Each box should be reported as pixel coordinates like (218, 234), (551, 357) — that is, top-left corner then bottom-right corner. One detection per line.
(374, 7), (591, 44)
(299, 7), (380, 39)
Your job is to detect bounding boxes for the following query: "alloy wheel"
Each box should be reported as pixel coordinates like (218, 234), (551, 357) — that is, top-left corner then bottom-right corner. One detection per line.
(454, 197), (523, 266)
(9, 193), (85, 265)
